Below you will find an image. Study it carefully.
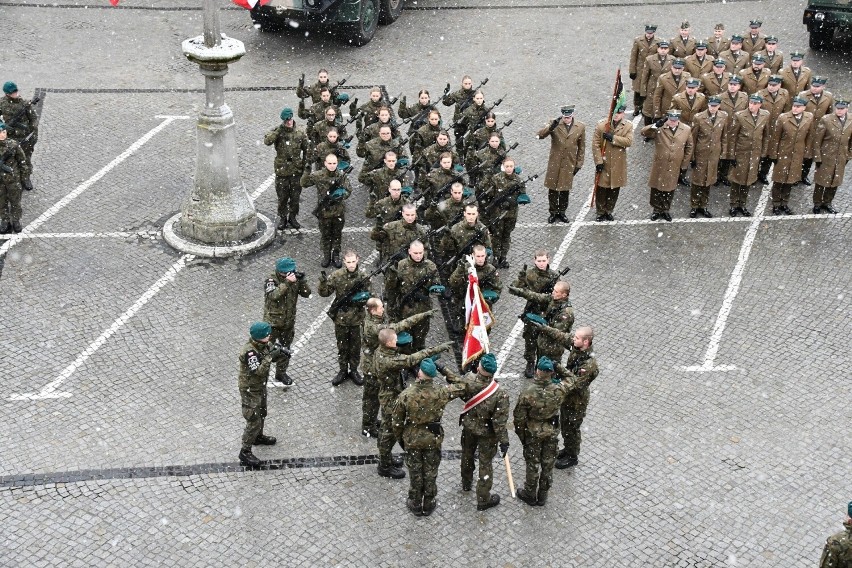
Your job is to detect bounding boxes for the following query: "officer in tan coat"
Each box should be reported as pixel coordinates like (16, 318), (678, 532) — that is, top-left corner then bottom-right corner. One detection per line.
(718, 76), (749, 184)
(756, 36), (783, 74)
(653, 59), (690, 121)
(811, 98), (852, 214)
(640, 109), (694, 221)
(738, 54), (770, 95)
(727, 94), (770, 216)
(629, 24), (660, 117)
(640, 41), (674, 125)
(780, 51), (811, 103)
(592, 105), (633, 221)
(669, 21), (696, 59)
(705, 23), (730, 59)
(670, 78), (707, 127)
(689, 96), (727, 218)
(767, 97), (813, 214)
(685, 42), (712, 79)
(700, 59), (730, 97)
(800, 76), (835, 186)
(537, 105), (585, 223)
(756, 75), (790, 184)
(719, 35), (750, 75)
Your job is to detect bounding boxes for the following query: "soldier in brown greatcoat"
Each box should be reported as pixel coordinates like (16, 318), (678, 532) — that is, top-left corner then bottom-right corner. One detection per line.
(537, 105), (585, 223)
(741, 20), (766, 55)
(718, 75), (749, 185)
(640, 109), (693, 221)
(629, 24), (660, 117)
(592, 105), (633, 221)
(685, 42), (712, 80)
(669, 21), (696, 59)
(756, 75), (790, 184)
(800, 76), (835, 186)
(767, 97), (813, 215)
(727, 94), (770, 217)
(705, 23), (730, 60)
(640, 41), (674, 126)
(811, 98), (852, 214)
(700, 59), (730, 97)
(688, 96), (727, 218)
(671, 78), (707, 127)
(719, 35), (750, 75)
(738, 54), (770, 96)
(652, 59), (690, 122)
(756, 36), (784, 74)
(780, 51), (811, 104)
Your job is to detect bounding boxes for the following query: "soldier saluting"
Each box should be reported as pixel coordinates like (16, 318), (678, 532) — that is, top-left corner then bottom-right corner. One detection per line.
(264, 107), (310, 231)
(0, 82), (38, 192)
(0, 122), (29, 234)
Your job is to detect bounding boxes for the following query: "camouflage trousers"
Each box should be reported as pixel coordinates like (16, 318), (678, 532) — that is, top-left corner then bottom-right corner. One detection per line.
(270, 325), (294, 375)
(0, 177), (23, 222)
(240, 386), (268, 451)
(274, 174), (302, 222)
(460, 430), (498, 504)
(522, 434), (558, 494)
(522, 323), (540, 364)
(595, 186), (621, 215)
(399, 308), (431, 352)
(405, 448), (442, 503)
(489, 215), (517, 260)
(334, 324), (361, 371)
(560, 394), (590, 459)
(361, 372), (380, 434)
(318, 215), (344, 255)
(377, 399), (399, 468)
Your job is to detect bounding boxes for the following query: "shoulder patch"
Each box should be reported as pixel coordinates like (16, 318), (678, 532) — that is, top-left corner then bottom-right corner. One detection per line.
(245, 350), (262, 372)
(265, 278), (277, 294)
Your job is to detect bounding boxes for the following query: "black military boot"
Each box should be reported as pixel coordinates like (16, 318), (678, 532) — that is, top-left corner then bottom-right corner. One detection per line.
(406, 498), (423, 516)
(477, 494), (501, 511)
(11, 220), (22, 233)
(392, 454), (404, 467)
(277, 219), (287, 231)
(421, 499), (437, 516)
(321, 250), (331, 268)
(275, 365), (293, 386)
(517, 488), (538, 507)
(556, 448), (569, 459)
(238, 449), (261, 467)
(377, 464), (406, 479)
(332, 369), (348, 386)
(349, 366), (364, 386)
(288, 216), (301, 230)
(524, 360), (535, 379)
(22, 176), (33, 191)
(253, 434), (277, 446)
(498, 257), (509, 269)
(536, 490), (548, 506)
(0, 220), (10, 234)
(332, 249), (342, 268)
(555, 455), (578, 469)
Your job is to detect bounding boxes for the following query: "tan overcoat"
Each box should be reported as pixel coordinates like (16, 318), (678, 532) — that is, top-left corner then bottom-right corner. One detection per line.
(653, 72), (691, 119)
(690, 109), (728, 186)
(727, 109), (770, 186)
(537, 120), (586, 191)
(812, 113), (852, 188)
(641, 54), (674, 116)
(769, 111), (814, 184)
(640, 123), (694, 191)
(592, 118), (634, 189)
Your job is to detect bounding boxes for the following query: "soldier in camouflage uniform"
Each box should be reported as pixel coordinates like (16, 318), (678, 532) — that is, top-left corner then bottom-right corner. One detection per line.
(300, 153), (352, 268)
(442, 76), (477, 156)
(464, 111), (505, 164)
(298, 87), (336, 137)
(440, 203), (493, 268)
(0, 122), (29, 234)
(409, 110), (442, 161)
(296, 69), (333, 104)
(377, 203), (430, 267)
(363, 125), (409, 173)
(447, 245), (501, 333)
(358, 106), (401, 151)
(477, 157), (529, 268)
(360, 299), (434, 438)
(367, 180), (408, 258)
(819, 501), (852, 568)
(310, 105), (346, 146)
(467, 133), (510, 188)
(425, 181), (468, 233)
(418, 153), (464, 207)
(264, 107), (310, 230)
(374, 327), (451, 479)
(237, 322), (291, 466)
(392, 358), (466, 516)
(263, 257), (311, 386)
(318, 250), (372, 387)
(443, 353), (510, 511)
(511, 250), (559, 378)
(457, 91), (492, 159)
(354, 87), (392, 132)
(398, 89), (436, 135)
(418, 130), (460, 178)
(512, 355), (596, 506)
(509, 280), (574, 363)
(384, 240), (443, 350)
(0, 83), (37, 192)
(358, 150), (407, 208)
(311, 127), (351, 171)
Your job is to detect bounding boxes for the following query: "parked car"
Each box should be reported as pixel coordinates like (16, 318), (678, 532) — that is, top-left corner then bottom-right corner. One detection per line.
(803, 0), (852, 49)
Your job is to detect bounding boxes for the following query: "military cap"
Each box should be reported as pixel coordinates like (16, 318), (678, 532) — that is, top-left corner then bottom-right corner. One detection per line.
(0, 122), (6, 131)
(695, 41), (708, 49)
(791, 96), (807, 106)
(399, 185), (412, 195)
(790, 51), (805, 60)
(479, 353), (498, 373)
(337, 160), (351, 172)
(713, 58), (726, 67)
(752, 53), (766, 63)
(812, 76), (828, 85)
(680, 20), (690, 29)
(749, 94), (764, 103)
(280, 107), (294, 120)
(730, 34), (744, 42)
(419, 358), (437, 378)
(768, 74), (783, 84)
(524, 313), (547, 326)
(560, 105), (575, 117)
(396, 331), (413, 345)
(714, 23), (725, 31)
(250, 321), (272, 340)
(765, 35), (778, 43)
(2, 82), (17, 95)
(482, 289), (499, 302)
(335, 92), (350, 103)
(645, 24), (657, 32)
(330, 187), (347, 201)
(728, 74), (743, 84)
(686, 78), (700, 87)
(835, 98), (849, 108)
(276, 257), (296, 273)
(536, 356), (554, 372)
(657, 40), (670, 48)
(666, 109), (682, 119)
(707, 95), (722, 105)
(672, 58), (686, 68)
(352, 291), (372, 303)
(749, 19), (762, 27)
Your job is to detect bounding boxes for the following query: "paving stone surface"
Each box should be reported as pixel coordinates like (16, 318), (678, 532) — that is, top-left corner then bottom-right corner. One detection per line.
(1, 0), (851, 566)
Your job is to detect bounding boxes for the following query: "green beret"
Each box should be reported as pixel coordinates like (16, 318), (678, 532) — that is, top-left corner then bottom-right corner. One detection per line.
(482, 289), (499, 302)
(276, 257), (296, 273)
(419, 358), (437, 377)
(0, 122), (6, 131)
(516, 194), (531, 205)
(749, 94), (764, 103)
(708, 95), (722, 105)
(335, 92), (350, 103)
(396, 331), (412, 345)
(337, 160), (351, 171)
(536, 356), (554, 372)
(2, 81), (17, 95)
(330, 187), (347, 201)
(454, 164), (464, 172)
(524, 313), (547, 326)
(479, 353), (497, 373)
(352, 291), (372, 303)
(462, 186), (473, 197)
(280, 107), (294, 120)
(400, 185), (413, 195)
(250, 321), (272, 340)
(848, 501), (852, 518)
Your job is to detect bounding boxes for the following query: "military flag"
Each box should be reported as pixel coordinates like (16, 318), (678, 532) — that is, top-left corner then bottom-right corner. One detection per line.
(593, 68), (626, 206)
(233, 0), (270, 8)
(461, 256), (493, 368)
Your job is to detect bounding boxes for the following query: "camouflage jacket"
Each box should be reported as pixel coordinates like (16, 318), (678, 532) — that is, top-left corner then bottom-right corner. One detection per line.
(468, 145), (507, 180)
(442, 87), (475, 122)
(296, 80), (330, 104)
(410, 123), (441, 158)
(380, 219), (429, 260)
(264, 123), (310, 176)
(363, 137), (408, 172)
(445, 370), (510, 443)
(312, 140), (351, 170)
(311, 118), (347, 146)
(448, 261), (501, 300)
(263, 272), (312, 328)
(358, 119), (401, 145)
(238, 339), (275, 393)
(820, 521), (852, 568)
(360, 311), (432, 375)
(478, 171), (527, 219)
(418, 166), (462, 201)
(559, 346), (598, 409)
(386, 257), (440, 316)
(366, 194), (408, 225)
(420, 142), (460, 174)
(318, 267), (371, 326)
(425, 196), (467, 231)
(0, 95), (39, 139)
(300, 168), (351, 219)
(0, 138), (29, 180)
(393, 378), (466, 450)
(460, 102), (489, 133)
(441, 220), (492, 260)
(373, 343), (446, 409)
(513, 372), (592, 441)
(465, 124), (504, 158)
(511, 265), (559, 314)
(356, 99), (391, 129)
(358, 165), (407, 200)
(513, 288), (574, 333)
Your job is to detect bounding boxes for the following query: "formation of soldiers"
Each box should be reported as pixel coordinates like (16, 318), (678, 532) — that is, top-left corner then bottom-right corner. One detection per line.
(0, 81), (38, 234)
(630, 20), (851, 219)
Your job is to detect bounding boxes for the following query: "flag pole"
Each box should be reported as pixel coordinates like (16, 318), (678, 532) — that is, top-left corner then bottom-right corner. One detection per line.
(593, 68), (623, 207)
(504, 453), (516, 498)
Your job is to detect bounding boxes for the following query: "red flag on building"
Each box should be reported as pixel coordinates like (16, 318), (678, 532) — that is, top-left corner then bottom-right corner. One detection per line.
(461, 258), (493, 368)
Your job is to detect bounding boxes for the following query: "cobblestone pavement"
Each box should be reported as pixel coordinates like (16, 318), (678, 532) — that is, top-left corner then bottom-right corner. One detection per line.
(1, 0), (851, 566)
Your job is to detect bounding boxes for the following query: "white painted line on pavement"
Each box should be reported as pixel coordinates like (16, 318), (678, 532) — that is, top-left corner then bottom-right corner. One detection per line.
(9, 254), (195, 401)
(683, 186), (772, 373)
(0, 116), (189, 259)
(3, 231), (162, 240)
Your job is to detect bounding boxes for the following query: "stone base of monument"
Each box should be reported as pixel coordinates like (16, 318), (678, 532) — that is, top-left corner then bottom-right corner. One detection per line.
(162, 212), (276, 258)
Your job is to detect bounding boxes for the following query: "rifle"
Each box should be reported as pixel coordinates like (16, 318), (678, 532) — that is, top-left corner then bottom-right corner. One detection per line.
(310, 174), (349, 218)
(328, 76), (349, 100)
(455, 77), (489, 115)
(326, 262), (386, 320)
(475, 122), (515, 151)
(442, 225), (489, 268)
(397, 268), (441, 308)
(462, 96), (506, 134)
(541, 264), (572, 294)
(5, 96), (40, 130)
(0, 132), (33, 174)
(478, 174), (539, 218)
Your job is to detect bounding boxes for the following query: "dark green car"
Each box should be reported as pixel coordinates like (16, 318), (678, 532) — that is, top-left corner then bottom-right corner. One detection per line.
(803, 0), (852, 49)
(249, 0), (404, 46)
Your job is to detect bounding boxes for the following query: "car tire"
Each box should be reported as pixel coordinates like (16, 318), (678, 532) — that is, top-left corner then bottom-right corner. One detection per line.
(342, 0), (379, 46)
(378, 0), (404, 25)
(808, 28), (833, 49)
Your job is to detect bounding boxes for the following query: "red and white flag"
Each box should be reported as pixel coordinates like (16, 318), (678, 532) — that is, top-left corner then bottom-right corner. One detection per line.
(109, 0), (119, 5)
(232, 0), (270, 8)
(461, 257), (494, 368)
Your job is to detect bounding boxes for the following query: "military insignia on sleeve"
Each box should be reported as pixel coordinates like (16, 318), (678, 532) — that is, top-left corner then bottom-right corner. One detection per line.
(246, 350), (261, 372)
(265, 279), (276, 294)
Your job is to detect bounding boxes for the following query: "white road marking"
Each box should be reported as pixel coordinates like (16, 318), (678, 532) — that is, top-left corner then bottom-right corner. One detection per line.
(0, 116), (189, 259)
(3, 231), (161, 240)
